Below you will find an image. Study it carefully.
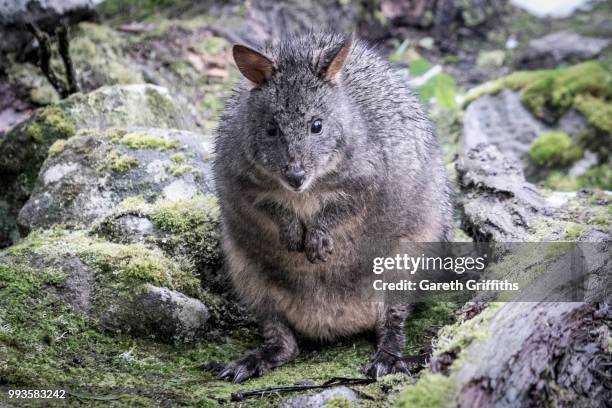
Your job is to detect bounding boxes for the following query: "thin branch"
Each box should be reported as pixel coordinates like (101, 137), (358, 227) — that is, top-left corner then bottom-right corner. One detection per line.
(27, 22), (69, 97)
(56, 22), (79, 95)
(207, 376), (376, 403)
(26, 21), (79, 98)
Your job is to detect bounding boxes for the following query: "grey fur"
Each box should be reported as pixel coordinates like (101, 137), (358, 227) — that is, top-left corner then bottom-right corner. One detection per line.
(214, 32), (453, 383)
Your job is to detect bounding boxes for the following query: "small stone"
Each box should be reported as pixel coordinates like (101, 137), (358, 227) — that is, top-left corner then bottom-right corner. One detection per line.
(476, 50), (506, 69)
(418, 37), (435, 50)
(279, 386), (359, 408)
(521, 31), (610, 69)
(100, 284), (210, 343)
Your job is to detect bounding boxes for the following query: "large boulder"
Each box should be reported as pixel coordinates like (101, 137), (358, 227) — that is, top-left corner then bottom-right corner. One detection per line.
(18, 127), (214, 231)
(0, 84), (197, 247)
(0, 228), (211, 343)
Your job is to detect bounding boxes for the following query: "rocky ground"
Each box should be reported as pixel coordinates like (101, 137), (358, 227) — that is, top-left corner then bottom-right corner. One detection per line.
(0, 0), (610, 407)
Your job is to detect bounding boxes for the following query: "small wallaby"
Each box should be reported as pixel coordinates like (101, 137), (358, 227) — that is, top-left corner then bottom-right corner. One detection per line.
(213, 32), (453, 383)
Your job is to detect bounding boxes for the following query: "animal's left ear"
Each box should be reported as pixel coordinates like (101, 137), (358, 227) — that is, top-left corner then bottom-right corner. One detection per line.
(319, 36), (353, 83)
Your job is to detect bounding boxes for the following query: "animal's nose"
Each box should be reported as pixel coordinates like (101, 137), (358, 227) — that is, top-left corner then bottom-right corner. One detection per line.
(285, 165), (306, 189)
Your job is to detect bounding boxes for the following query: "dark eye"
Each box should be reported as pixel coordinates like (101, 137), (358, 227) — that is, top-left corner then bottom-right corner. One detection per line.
(310, 119), (323, 134)
(266, 124), (279, 137)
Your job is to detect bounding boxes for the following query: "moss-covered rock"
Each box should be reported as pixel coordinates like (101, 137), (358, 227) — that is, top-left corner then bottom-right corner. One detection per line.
(93, 194), (222, 290)
(458, 144), (611, 241)
(462, 61), (611, 190)
(0, 84), (197, 246)
(463, 61), (612, 137)
(0, 228), (209, 343)
(463, 61), (612, 119)
(18, 127), (214, 233)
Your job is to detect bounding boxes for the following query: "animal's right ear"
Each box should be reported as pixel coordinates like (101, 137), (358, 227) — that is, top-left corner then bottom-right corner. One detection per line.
(232, 45), (274, 86)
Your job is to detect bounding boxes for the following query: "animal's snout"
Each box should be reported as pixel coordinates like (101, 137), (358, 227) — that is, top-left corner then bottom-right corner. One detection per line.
(285, 164), (306, 189)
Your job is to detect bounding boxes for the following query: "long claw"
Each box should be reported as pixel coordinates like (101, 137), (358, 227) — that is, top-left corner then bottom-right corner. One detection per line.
(232, 367), (249, 384)
(217, 367), (233, 380)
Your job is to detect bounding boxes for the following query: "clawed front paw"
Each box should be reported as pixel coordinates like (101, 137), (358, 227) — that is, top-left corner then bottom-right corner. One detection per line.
(217, 353), (269, 384)
(304, 227), (333, 263)
(363, 349), (409, 379)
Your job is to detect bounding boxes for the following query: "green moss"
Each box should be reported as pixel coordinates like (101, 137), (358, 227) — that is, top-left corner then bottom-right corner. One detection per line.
(0, 252), (256, 404)
(30, 84), (59, 105)
(150, 195), (218, 233)
(145, 87), (178, 119)
(564, 223), (586, 240)
(169, 164), (197, 176)
(106, 149), (139, 173)
(195, 36), (229, 55)
(434, 303), (502, 355)
(405, 303), (457, 355)
(529, 132), (583, 167)
(578, 165), (612, 190)
(543, 164), (612, 191)
(463, 70), (551, 106)
(394, 373), (454, 408)
(119, 195), (149, 212)
(61, 22), (143, 89)
(119, 132), (180, 150)
(463, 61), (612, 124)
(44, 111), (76, 138)
(48, 139), (68, 157)
(6, 228), (201, 301)
(169, 153), (185, 164)
(25, 106), (77, 144)
(106, 195), (223, 273)
(589, 215), (609, 227)
(107, 61), (143, 85)
(99, 244), (197, 293)
(108, 128), (128, 143)
(543, 171), (580, 191)
(25, 122), (44, 143)
(574, 94), (612, 134)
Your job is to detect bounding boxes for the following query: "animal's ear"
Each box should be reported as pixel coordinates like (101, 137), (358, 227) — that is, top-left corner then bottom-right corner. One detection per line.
(319, 37), (353, 83)
(232, 44), (274, 85)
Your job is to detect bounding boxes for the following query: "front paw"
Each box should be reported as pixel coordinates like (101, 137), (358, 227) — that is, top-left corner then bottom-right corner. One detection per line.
(218, 352), (269, 384)
(279, 219), (304, 252)
(363, 349), (409, 379)
(304, 227), (333, 263)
